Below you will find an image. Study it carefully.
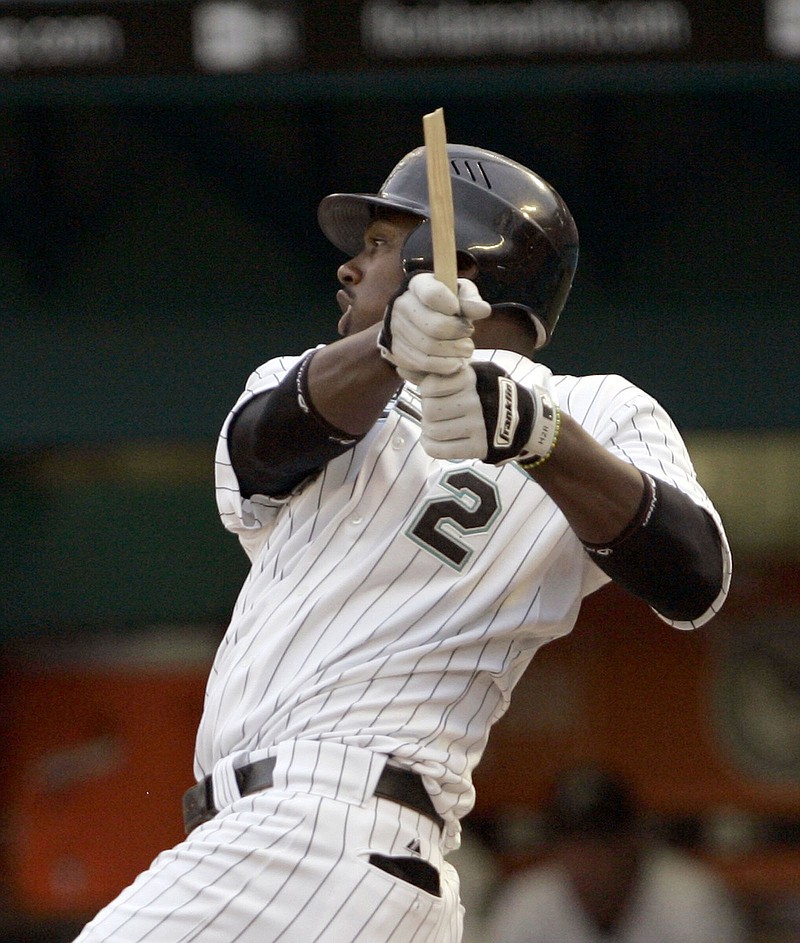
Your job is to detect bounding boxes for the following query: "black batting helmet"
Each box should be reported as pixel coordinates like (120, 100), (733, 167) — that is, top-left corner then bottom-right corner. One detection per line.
(318, 144), (579, 348)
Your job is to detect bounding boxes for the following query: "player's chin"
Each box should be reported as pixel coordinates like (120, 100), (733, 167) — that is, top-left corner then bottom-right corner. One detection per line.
(341, 310), (386, 338)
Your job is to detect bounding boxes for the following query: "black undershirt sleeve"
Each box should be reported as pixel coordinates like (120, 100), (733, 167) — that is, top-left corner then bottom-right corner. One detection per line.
(229, 353), (365, 499)
(582, 472), (724, 623)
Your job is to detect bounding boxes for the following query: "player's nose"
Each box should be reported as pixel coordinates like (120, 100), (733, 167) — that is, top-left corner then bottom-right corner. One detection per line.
(337, 258), (361, 285)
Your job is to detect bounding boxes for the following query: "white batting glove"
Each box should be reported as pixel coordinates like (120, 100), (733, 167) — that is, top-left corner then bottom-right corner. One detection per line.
(419, 362), (560, 466)
(378, 273), (491, 384)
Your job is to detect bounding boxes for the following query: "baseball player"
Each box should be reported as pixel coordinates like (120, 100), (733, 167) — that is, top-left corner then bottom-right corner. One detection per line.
(73, 145), (731, 943)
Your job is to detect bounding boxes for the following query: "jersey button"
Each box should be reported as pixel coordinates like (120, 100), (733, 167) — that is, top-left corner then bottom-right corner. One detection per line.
(391, 435), (405, 449)
(350, 515), (363, 526)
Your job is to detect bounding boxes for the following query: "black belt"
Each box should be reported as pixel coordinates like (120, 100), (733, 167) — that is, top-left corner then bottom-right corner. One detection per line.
(182, 757), (444, 835)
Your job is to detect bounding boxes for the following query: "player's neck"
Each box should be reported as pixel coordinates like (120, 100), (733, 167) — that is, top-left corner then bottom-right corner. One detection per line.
(473, 312), (539, 359)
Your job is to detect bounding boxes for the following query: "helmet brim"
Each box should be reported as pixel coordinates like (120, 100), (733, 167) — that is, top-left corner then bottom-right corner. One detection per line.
(318, 193), (427, 257)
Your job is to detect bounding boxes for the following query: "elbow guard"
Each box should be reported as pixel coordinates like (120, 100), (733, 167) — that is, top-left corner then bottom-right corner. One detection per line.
(582, 473), (724, 623)
(230, 353), (363, 498)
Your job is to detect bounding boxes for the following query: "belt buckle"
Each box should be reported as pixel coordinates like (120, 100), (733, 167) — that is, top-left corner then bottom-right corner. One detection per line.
(182, 776), (215, 835)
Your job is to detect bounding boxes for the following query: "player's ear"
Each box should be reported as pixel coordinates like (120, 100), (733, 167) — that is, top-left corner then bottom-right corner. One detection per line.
(456, 250), (478, 280)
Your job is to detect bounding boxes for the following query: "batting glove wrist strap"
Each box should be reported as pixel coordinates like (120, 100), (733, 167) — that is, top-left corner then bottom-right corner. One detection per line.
(472, 364), (559, 466)
(418, 361), (559, 466)
(472, 363), (534, 463)
(515, 387), (561, 471)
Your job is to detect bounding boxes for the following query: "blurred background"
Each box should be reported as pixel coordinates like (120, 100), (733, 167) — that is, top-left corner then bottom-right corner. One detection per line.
(0, 0), (799, 940)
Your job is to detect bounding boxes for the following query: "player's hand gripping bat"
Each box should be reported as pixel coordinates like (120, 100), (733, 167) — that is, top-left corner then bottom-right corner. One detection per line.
(377, 109), (490, 382)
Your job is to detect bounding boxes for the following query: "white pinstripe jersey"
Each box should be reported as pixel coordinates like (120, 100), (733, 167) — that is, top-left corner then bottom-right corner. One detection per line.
(204, 348), (731, 847)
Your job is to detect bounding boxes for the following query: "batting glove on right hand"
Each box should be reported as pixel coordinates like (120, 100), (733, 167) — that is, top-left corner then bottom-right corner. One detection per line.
(378, 272), (491, 384)
(419, 361), (560, 466)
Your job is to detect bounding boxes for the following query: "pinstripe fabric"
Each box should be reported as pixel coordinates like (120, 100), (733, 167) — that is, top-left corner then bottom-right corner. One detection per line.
(75, 742), (461, 943)
(74, 347), (730, 942)
(205, 348), (730, 832)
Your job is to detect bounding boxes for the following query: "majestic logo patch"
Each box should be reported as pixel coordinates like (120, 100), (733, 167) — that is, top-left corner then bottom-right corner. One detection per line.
(493, 376), (519, 449)
(405, 838), (422, 855)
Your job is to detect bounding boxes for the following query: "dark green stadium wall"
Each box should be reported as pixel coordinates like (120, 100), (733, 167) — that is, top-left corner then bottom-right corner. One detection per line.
(1, 89), (798, 634)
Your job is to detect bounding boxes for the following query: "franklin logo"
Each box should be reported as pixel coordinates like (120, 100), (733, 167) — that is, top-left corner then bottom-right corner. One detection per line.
(493, 376), (519, 449)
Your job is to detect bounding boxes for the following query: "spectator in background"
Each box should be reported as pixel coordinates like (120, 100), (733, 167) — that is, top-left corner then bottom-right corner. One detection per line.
(485, 765), (747, 943)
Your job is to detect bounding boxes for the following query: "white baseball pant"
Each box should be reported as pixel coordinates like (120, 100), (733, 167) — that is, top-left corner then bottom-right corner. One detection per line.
(72, 740), (462, 942)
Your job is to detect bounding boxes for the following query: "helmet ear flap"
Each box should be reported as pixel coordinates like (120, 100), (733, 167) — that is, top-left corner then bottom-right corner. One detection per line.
(456, 250), (479, 278)
(401, 218), (434, 276)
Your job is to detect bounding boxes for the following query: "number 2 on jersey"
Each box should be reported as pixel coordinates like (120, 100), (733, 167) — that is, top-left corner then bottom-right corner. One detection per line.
(406, 469), (501, 570)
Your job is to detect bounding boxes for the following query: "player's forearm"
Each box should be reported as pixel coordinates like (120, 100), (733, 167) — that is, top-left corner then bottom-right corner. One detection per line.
(528, 412), (645, 545)
(529, 413), (724, 621)
(229, 329), (403, 498)
(307, 323), (403, 435)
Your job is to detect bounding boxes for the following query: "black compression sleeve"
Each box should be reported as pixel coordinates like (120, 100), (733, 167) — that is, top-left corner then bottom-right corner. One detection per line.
(582, 473), (724, 622)
(229, 353), (364, 498)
